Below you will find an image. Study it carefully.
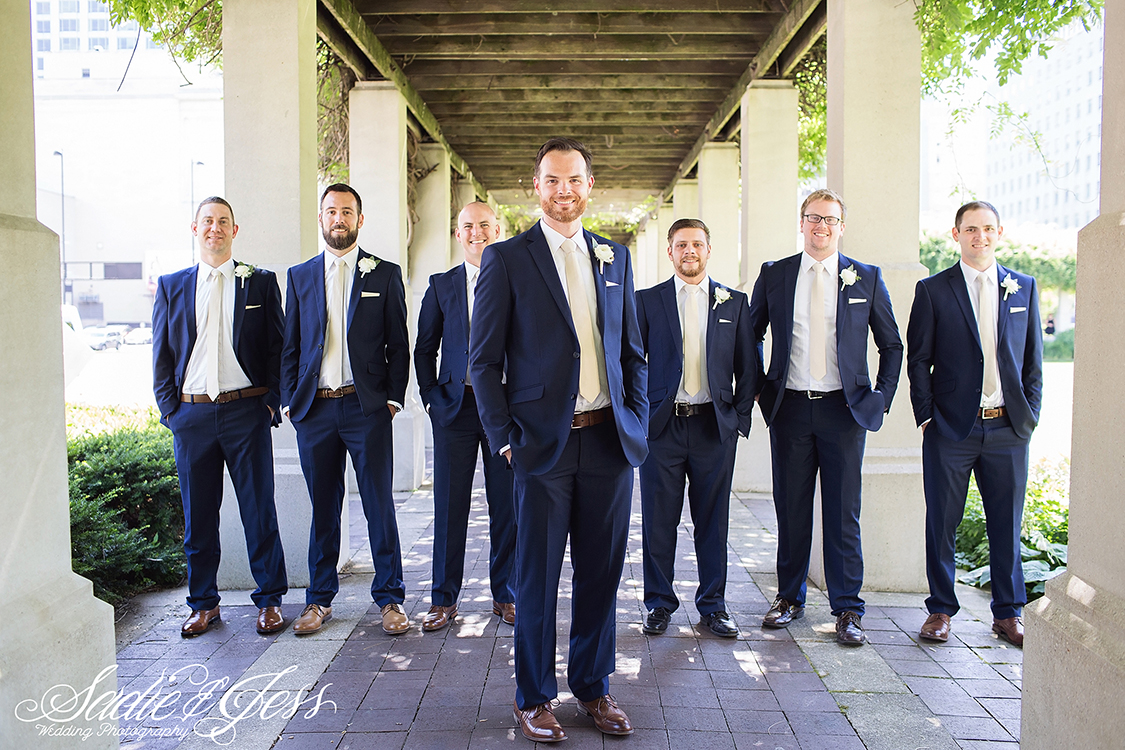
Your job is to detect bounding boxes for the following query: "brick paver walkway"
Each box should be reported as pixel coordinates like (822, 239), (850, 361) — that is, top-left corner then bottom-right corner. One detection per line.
(114, 458), (1022, 749)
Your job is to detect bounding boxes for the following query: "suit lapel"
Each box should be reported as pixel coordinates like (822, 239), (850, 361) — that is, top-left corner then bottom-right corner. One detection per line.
(781, 255), (799, 352)
(835, 255), (849, 345)
(660, 278), (682, 356)
(346, 250), (366, 331)
(528, 224), (576, 338)
(996, 264), (1012, 347)
(706, 279), (719, 363)
(451, 263), (469, 337)
(585, 230), (608, 333)
(184, 267), (199, 352)
(311, 253), (327, 337)
(946, 265), (982, 351)
(232, 261), (247, 354)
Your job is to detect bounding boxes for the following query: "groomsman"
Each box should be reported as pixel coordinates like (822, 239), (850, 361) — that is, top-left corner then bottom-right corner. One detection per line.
(907, 201), (1042, 647)
(636, 218), (757, 638)
(748, 188), (902, 646)
(152, 196), (288, 637)
(281, 184), (411, 635)
(470, 138), (648, 742)
(415, 201), (517, 631)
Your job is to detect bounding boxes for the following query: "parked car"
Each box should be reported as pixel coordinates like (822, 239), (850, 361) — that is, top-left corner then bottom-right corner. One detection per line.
(124, 326), (153, 345)
(84, 327), (123, 351)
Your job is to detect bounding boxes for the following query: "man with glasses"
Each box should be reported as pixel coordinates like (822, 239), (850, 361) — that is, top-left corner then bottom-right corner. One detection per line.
(748, 188), (903, 646)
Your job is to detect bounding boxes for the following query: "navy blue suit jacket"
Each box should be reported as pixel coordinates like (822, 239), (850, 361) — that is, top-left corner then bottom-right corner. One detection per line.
(152, 262), (284, 426)
(636, 277), (758, 443)
(748, 252), (903, 432)
(468, 223), (649, 475)
(906, 263), (1042, 441)
(415, 263), (474, 428)
(281, 249), (410, 421)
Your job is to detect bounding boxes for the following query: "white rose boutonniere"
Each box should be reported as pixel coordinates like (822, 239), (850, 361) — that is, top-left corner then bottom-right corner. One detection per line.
(712, 286), (732, 310)
(234, 263), (255, 288)
(839, 266), (860, 290)
(593, 243), (615, 273)
(358, 256), (379, 277)
(1001, 273), (1020, 300)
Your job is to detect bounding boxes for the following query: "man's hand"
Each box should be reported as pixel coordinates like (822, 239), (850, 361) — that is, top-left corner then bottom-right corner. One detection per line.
(388, 404), (400, 419)
(503, 449), (512, 464)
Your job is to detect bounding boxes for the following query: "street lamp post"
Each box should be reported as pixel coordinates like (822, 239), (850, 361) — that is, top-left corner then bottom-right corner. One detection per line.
(52, 150), (69, 304)
(190, 159), (204, 264)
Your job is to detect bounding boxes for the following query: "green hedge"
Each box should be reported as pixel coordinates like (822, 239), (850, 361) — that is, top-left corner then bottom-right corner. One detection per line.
(68, 411), (185, 604)
(956, 458), (1069, 600)
(1043, 329), (1075, 362)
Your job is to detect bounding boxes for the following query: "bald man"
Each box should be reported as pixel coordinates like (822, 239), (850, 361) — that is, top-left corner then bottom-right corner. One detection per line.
(415, 202), (517, 632)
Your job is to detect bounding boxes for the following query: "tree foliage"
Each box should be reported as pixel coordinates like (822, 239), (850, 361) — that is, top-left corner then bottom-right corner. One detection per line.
(920, 231), (1076, 290)
(793, 36), (827, 184)
(109, 0), (221, 70)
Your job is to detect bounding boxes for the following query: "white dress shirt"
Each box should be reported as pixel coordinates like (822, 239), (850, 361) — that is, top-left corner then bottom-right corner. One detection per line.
(319, 248), (357, 389)
(182, 258), (252, 395)
(674, 274), (712, 404)
(960, 260), (1004, 408)
(539, 220), (610, 412)
(786, 250), (843, 391)
(465, 260), (479, 385)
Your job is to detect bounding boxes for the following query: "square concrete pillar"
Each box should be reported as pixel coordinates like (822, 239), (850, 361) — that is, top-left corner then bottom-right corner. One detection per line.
(1023, 1), (1125, 743)
(734, 81), (800, 494)
(349, 82), (424, 491)
(0, 3), (115, 746)
(812, 0), (928, 593)
(697, 143), (741, 285)
(672, 179), (698, 222)
(635, 217), (661, 291)
(217, 0), (336, 590)
(654, 202), (676, 283)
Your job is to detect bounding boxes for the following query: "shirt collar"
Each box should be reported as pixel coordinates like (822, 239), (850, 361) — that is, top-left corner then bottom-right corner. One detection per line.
(325, 246), (359, 269)
(199, 257), (235, 280)
(540, 219), (585, 254)
(960, 259), (997, 286)
(464, 260), (479, 282)
(800, 250), (839, 276)
(674, 274), (711, 296)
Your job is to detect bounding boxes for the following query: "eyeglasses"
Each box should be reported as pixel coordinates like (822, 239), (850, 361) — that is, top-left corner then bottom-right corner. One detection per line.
(803, 214), (842, 226)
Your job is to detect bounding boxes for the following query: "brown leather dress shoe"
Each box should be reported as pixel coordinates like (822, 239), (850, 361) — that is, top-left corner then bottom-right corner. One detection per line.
(181, 606), (220, 637)
(919, 612), (951, 642)
(422, 604), (458, 632)
(835, 611), (866, 646)
(992, 616), (1024, 647)
(256, 606), (285, 635)
(493, 601), (515, 625)
(578, 694), (634, 735)
(763, 596), (805, 628)
(381, 603), (410, 634)
(513, 700), (566, 742)
(293, 604), (332, 634)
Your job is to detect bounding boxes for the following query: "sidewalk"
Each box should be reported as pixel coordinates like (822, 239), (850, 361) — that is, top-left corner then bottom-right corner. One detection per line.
(113, 459), (1021, 749)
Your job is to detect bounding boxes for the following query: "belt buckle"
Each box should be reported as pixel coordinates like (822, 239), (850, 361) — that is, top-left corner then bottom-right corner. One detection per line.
(674, 402), (690, 417)
(807, 390), (824, 400)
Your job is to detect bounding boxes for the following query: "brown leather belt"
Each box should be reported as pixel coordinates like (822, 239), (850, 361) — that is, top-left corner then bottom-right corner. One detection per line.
(316, 384), (357, 399)
(786, 388), (843, 400)
(464, 384), (473, 395)
(978, 406), (1007, 419)
(572, 406), (612, 429)
(181, 386), (269, 404)
(674, 402), (708, 417)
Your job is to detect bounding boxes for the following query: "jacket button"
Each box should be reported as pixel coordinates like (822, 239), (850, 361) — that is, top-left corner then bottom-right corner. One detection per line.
(573, 352), (580, 359)
(460, 378), (465, 383)
(571, 394), (576, 400)
(464, 350), (469, 355)
(318, 344), (323, 350)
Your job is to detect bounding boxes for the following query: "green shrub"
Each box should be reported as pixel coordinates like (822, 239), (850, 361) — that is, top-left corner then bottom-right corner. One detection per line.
(956, 458), (1069, 600)
(1043, 328), (1074, 362)
(68, 414), (185, 603)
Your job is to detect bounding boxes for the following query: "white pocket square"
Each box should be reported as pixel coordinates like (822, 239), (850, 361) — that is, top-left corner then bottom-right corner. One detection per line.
(719, 318), (732, 323)
(361, 291), (380, 298)
(605, 280), (620, 287)
(848, 298), (867, 304)
(1010, 306), (1026, 313)
(244, 304), (261, 310)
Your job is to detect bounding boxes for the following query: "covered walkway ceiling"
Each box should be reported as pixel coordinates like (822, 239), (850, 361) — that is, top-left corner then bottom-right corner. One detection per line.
(318, 0), (825, 211)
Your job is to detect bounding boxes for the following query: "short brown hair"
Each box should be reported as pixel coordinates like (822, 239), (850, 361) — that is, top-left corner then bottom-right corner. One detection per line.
(667, 218), (710, 246)
(321, 183), (363, 215)
(954, 201), (1000, 230)
(195, 196), (234, 223)
(534, 138), (594, 180)
(800, 188), (847, 221)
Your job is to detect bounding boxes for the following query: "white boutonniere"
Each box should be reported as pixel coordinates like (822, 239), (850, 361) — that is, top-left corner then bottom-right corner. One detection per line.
(1001, 273), (1020, 300)
(234, 263), (255, 288)
(593, 243), (614, 273)
(712, 286), (731, 310)
(358, 256), (379, 277)
(839, 266), (859, 290)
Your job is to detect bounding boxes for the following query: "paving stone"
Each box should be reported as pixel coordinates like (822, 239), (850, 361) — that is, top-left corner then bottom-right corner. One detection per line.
(667, 729), (738, 749)
(938, 715), (1016, 741)
(837, 692), (960, 750)
(732, 733), (801, 749)
(977, 697), (1021, 720)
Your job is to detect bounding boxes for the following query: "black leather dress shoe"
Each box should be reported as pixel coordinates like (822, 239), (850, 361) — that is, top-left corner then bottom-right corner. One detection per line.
(643, 607), (672, 635)
(701, 611), (738, 638)
(763, 596), (805, 628)
(836, 611), (866, 646)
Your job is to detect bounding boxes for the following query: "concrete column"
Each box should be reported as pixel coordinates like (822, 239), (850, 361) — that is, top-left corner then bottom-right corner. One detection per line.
(654, 202), (676, 282)
(217, 0), (327, 590)
(0, 3), (115, 746)
(672, 179), (698, 222)
(697, 143), (741, 285)
(810, 0), (928, 592)
(349, 82), (424, 490)
(733, 81), (799, 494)
(1023, 0), (1125, 744)
(413, 145), (454, 298)
(635, 217), (661, 291)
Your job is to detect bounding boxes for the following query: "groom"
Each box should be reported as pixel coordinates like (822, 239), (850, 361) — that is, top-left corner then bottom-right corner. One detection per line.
(469, 138), (648, 743)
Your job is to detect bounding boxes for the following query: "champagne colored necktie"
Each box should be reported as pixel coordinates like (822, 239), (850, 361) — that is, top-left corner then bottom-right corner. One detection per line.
(979, 274), (999, 400)
(562, 239), (600, 402)
(683, 284), (703, 397)
(809, 262), (827, 381)
(205, 268), (223, 401)
(325, 257), (347, 390)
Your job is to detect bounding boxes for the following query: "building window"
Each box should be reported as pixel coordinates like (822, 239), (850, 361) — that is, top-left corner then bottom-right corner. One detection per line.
(82, 68), (90, 78)
(89, 37), (108, 51)
(37, 57), (45, 72)
(89, 19), (108, 32)
(59, 0), (79, 12)
(60, 37), (79, 51)
(103, 263), (144, 280)
(117, 36), (133, 50)
(60, 18), (78, 32)
(89, 0), (108, 10)
(36, 1), (51, 13)
(116, 20), (139, 31)
(36, 20), (50, 33)
(37, 39), (51, 52)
